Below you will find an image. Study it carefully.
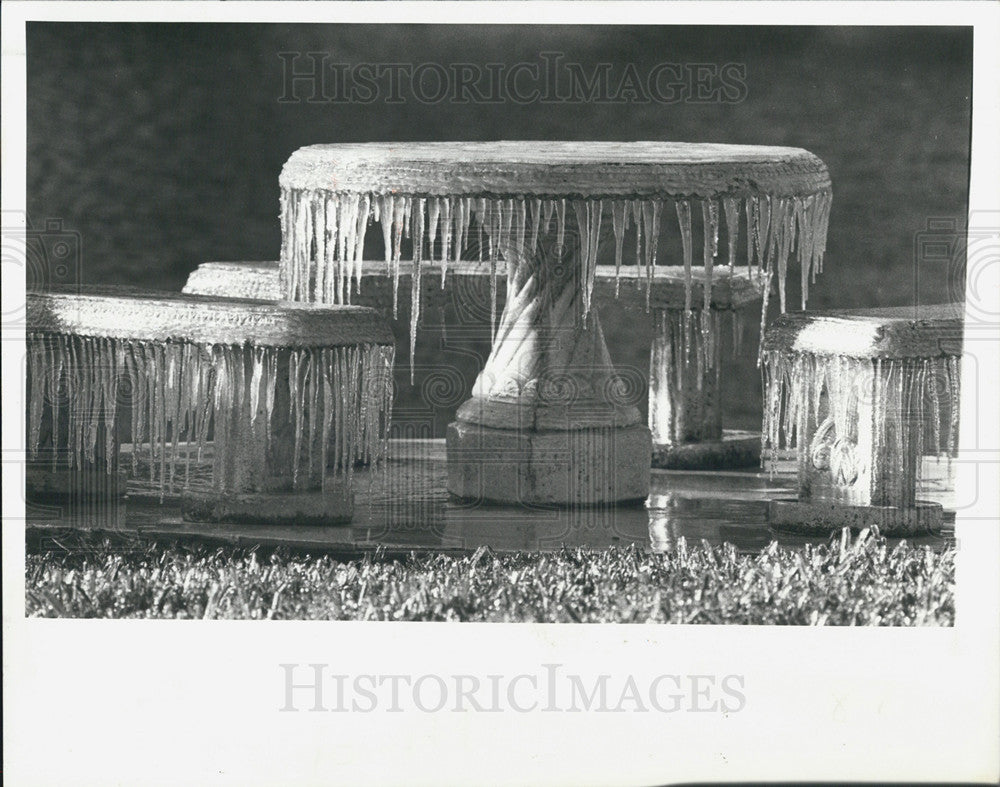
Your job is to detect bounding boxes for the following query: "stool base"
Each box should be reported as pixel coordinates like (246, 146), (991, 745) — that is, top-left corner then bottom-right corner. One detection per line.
(26, 465), (127, 501)
(181, 485), (354, 526)
(768, 498), (943, 536)
(651, 430), (760, 470)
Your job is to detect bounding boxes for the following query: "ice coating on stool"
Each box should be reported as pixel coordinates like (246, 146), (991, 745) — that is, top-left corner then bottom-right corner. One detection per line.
(26, 287), (395, 523)
(761, 304), (963, 534)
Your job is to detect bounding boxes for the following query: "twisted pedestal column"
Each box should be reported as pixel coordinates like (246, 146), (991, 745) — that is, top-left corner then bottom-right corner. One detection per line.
(446, 239), (650, 505)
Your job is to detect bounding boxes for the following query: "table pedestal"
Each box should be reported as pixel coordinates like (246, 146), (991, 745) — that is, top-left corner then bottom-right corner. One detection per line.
(446, 245), (651, 505)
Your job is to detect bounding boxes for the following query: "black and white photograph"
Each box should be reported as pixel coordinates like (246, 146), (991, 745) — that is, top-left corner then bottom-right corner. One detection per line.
(3, 2), (998, 785)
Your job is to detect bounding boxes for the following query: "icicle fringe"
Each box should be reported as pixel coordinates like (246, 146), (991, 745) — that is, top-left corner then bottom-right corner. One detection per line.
(26, 332), (394, 496)
(280, 189), (833, 377)
(761, 350), (960, 498)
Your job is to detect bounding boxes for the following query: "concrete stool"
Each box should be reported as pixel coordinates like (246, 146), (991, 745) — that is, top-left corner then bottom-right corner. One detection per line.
(762, 304), (962, 535)
(27, 287), (394, 525)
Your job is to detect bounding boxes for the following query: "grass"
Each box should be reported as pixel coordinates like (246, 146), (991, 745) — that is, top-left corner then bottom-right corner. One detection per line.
(25, 528), (954, 624)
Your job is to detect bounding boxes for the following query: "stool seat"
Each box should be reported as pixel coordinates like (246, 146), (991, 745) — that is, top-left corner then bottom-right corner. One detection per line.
(30, 285), (392, 347)
(763, 304), (963, 359)
(184, 259), (765, 309)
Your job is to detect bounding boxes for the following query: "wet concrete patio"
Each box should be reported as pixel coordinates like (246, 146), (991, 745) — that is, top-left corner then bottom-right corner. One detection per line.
(25, 439), (955, 555)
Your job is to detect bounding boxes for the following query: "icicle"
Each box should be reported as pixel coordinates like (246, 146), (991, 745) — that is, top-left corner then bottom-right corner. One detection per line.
(338, 194), (354, 305)
(723, 196), (739, 274)
(816, 191), (832, 275)
(453, 197), (466, 271)
(612, 200), (626, 298)
(675, 200), (693, 314)
(542, 199), (554, 236)
(632, 200), (644, 289)
(489, 197), (501, 265)
(312, 194), (326, 303)
(529, 198), (542, 258)
(641, 200), (661, 313)
(581, 200), (603, 319)
(757, 196), (772, 278)
(946, 355), (960, 455)
(514, 199), (527, 264)
(307, 350), (319, 478)
(280, 191), (292, 296)
(501, 198), (513, 257)
(379, 193), (395, 300)
(391, 196), (406, 319)
(701, 199), (718, 328)
(353, 194), (370, 296)
(461, 197), (473, 254)
(27, 338), (45, 459)
(440, 196), (452, 286)
(318, 195), (334, 303)
(708, 198), (719, 260)
(555, 199), (566, 251)
(319, 349), (332, 480)
(477, 197), (487, 261)
(401, 197), (412, 240)
(795, 197), (812, 309)
(427, 198), (441, 263)
(773, 198), (793, 313)
(410, 197), (426, 384)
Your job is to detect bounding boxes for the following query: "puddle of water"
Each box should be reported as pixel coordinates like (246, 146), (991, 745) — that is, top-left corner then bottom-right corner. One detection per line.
(27, 440), (955, 554)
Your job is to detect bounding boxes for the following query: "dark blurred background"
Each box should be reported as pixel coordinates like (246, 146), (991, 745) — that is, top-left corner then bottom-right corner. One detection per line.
(26, 24), (972, 436)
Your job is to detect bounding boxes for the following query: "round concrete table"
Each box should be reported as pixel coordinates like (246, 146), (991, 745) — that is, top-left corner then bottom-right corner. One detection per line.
(278, 142), (832, 504)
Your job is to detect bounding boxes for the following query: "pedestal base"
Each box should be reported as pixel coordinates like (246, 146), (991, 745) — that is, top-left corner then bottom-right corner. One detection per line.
(446, 420), (651, 505)
(181, 485), (354, 526)
(651, 430), (761, 470)
(26, 465), (127, 500)
(767, 498), (943, 536)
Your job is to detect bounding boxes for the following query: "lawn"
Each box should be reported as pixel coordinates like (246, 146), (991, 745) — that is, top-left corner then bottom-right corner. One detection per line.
(26, 528), (954, 624)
